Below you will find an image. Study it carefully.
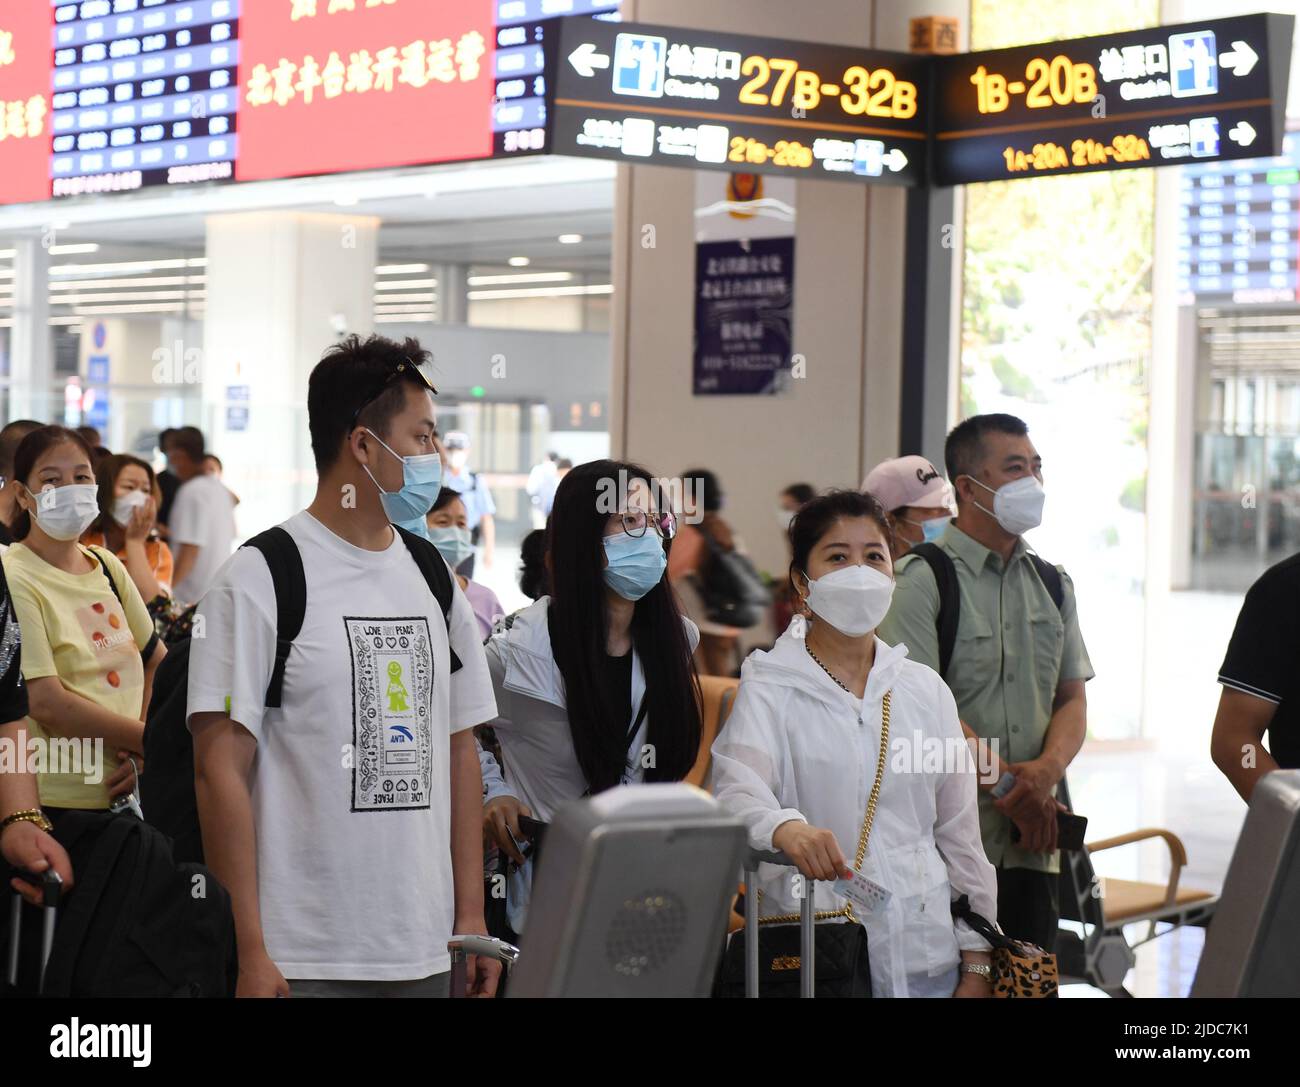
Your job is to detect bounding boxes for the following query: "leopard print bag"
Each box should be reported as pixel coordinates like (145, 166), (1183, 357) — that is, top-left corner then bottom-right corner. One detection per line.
(950, 894), (1058, 998)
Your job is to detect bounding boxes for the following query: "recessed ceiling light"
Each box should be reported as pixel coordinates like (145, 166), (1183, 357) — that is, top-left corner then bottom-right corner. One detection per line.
(334, 195), (360, 207)
(508, 256), (530, 267)
(558, 234), (583, 244)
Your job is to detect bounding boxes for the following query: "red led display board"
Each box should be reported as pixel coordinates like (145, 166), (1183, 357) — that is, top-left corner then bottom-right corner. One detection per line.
(236, 0), (496, 183)
(0, 6), (53, 206)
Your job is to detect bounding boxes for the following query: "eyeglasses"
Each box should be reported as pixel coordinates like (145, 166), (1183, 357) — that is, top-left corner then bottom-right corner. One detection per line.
(349, 358), (438, 434)
(617, 509), (678, 540)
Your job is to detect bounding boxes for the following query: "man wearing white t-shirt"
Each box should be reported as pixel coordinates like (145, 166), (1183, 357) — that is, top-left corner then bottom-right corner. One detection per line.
(189, 335), (500, 997)
(168, 426), (236, 604)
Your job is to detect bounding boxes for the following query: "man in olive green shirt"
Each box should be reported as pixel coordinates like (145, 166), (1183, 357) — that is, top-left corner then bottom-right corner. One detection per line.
(878, 414), (1093, 951)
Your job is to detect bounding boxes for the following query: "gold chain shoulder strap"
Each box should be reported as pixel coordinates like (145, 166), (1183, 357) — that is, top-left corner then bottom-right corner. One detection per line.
(758, 689), (891, 926)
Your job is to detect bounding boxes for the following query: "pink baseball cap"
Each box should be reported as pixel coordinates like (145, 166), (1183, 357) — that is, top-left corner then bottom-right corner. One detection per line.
(862, 456), (952, 513)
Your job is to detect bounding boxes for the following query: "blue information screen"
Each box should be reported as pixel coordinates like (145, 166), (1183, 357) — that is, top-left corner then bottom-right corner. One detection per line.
(49, 0), (241, 198)
(1178, 132), (1300, 305)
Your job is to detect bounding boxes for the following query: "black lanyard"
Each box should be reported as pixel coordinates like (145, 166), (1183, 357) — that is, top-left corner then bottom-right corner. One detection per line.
(623, 695), (649, 761)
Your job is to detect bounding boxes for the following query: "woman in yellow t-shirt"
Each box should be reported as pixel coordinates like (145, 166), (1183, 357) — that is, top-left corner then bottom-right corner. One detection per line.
(82, 453), (175, 605)
(2, 427), (165, 814)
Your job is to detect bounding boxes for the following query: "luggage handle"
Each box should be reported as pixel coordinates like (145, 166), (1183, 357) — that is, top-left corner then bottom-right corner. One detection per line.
(742, 848), (815, 998)
(6, 869), (63, 993)
(447, 934), (520, 999)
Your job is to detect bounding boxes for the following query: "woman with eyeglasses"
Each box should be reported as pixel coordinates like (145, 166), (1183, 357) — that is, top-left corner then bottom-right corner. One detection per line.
(478, 460), (703, 941)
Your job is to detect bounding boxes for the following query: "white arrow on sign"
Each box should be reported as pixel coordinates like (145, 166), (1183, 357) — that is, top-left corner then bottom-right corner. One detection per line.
(884, 148), (908, 173)
(568, 42), (611, 78)
(1219, 40), (1259, 77)
(1229, 121), (1257, 147)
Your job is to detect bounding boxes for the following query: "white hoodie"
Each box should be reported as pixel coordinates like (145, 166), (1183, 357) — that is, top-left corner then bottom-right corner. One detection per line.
(711, 621), (998, 997)
(479, 596), (699, 931)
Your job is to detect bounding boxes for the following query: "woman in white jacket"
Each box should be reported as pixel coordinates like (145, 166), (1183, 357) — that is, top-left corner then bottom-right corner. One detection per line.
(480, 459), (702, 939)
(712, 489), (998, 997)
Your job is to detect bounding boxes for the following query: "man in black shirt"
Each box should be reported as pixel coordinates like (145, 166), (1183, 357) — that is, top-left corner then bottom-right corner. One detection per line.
(1212, 553), (1300, 801)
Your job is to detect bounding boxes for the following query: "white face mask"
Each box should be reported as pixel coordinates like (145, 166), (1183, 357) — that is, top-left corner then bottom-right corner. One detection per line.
(969, 475), (1045, 536)
(111, 489), (150, 528)
(776, 508), (794, 531)
(802, 564), (895, 638)
(29, 483), (101, 541)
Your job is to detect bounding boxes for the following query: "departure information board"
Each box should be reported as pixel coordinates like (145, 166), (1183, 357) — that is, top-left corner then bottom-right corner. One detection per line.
(932, 13), (1294, 185)
(1, 0), (622, 205)
(548, 16), (930, 185)
(1, 7), (1294, 203)
(493, 0), (619, 157)
(49, 0), (240, 198)
(1178, 132), (1300, 305)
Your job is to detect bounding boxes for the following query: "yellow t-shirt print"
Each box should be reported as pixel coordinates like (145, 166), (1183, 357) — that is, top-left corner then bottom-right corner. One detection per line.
(385, 659), (410, 712)
(74, 598), (136, 692)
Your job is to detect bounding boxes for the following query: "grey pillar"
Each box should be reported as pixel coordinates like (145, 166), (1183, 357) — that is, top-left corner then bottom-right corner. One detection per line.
(10, 237), (53, 421)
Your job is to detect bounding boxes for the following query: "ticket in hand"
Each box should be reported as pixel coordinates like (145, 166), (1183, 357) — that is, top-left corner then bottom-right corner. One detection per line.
(833, 867), (892, 914)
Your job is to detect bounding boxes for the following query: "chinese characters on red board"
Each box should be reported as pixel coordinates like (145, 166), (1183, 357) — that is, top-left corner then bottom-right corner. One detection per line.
(236, 0), (494, 182)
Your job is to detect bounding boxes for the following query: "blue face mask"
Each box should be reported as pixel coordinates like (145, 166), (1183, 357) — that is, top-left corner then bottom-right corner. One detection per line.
(395, 515), (432, 541)
(902, 515), (949, 546)
(428, 525), (475, 569)
(602, 529), (666, 601)
(362, 429), (443, 525)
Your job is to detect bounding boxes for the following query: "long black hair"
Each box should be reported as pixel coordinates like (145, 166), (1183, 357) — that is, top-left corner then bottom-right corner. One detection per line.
(547, 459), (702, 794)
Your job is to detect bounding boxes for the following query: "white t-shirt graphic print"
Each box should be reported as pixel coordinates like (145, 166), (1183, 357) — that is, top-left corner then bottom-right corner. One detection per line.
(186, 511), (497, 981)
(350, 614), (436, 812)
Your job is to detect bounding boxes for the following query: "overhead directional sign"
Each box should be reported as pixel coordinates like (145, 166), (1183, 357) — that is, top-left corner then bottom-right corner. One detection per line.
(931, 13), (1294, 186)
(548, 17), (930, 185)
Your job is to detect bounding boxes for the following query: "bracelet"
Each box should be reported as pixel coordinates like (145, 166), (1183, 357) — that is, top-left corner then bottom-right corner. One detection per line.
(960, 962), (993, 981)
(0, 808), (54, 834)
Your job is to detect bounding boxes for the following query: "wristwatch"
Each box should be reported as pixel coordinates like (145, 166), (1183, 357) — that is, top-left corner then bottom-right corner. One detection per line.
(960, 962), (993, 981)
(0, 808), (54, 834)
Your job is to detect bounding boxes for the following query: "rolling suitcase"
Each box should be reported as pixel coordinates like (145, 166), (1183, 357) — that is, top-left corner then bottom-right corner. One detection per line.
(741, 848), (818, 998)
(715, 847), (873, 998)
(5, 870), (63, 996)
(447, 934), (519, 998)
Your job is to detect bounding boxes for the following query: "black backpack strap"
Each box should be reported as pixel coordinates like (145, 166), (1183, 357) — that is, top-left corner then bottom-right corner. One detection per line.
(908, 543), (960, 680)
(87, 546), (159, 664)
(394, 525), (463, 675)
(1027, 554), (1065, 612)
(241, 527), (306, 709)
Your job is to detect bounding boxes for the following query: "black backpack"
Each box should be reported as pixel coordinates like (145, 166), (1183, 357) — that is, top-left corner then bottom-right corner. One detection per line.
(696, 526), (771, 629)
(141, 524), (460, 864)
(907, 542), (1064, 679)
(11, 810), (238, 997)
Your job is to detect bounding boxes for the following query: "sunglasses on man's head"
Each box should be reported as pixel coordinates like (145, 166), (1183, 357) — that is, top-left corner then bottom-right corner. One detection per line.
(349, 358), (438, 434)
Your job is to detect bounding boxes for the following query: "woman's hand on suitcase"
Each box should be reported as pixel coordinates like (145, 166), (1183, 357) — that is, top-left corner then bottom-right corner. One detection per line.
(771, 821), (853, 882)
(1, 821), (74, 905)
(484, 796), (532, 866)
(105, 751), (144, 800)
(236, 950), (290, 998)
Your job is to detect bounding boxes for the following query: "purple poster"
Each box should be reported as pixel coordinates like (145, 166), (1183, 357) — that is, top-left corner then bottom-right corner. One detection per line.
(693, 236), (795, 395)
